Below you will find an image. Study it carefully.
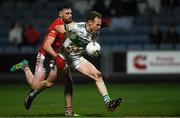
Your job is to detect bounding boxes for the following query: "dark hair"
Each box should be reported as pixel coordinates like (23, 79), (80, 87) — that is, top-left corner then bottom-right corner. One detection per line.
(57, 3), (71, 12)
(86, 11), (102, 22)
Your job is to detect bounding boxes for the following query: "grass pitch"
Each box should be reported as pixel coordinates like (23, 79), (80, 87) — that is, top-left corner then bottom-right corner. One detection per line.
(0, 83), (180, 117)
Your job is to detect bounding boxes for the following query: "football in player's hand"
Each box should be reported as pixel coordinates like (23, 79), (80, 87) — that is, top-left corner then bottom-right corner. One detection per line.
(86, 42), (101, 58)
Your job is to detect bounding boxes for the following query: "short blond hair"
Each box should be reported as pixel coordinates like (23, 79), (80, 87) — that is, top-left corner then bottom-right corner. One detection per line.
(86, 11), (102, 22)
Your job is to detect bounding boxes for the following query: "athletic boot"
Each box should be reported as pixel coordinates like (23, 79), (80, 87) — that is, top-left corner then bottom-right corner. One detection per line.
(10, 60), (28, 72)
(108, 98), (122, 112)
(24, 90), (37, 110)
(65, 106), (80, 117)
(65, 112), (80, 117)
(65, 111), (73, 117)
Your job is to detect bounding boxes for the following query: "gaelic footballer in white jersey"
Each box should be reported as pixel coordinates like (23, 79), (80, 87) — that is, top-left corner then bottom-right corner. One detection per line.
(62, 11), (122, 112)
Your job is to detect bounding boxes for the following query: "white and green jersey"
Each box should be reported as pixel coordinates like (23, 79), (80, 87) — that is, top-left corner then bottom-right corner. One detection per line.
(62, 22), (99, 67)
(63, 22), (98, 56)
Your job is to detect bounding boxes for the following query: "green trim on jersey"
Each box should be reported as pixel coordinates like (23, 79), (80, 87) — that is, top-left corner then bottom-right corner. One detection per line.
(69, 33), (89, 47)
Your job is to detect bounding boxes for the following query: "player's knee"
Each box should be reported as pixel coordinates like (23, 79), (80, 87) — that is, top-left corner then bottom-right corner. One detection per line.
(46, 82), (54, 88)
(31, 83), (40, 90)
(31, 85), (36, 90)
(94, 71), (102, 79)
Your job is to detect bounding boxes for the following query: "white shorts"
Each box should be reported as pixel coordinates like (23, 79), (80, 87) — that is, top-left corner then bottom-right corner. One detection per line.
(73, 57), (87, 69)
(66, 56), (87, 69)
(35, 52), (56, 72)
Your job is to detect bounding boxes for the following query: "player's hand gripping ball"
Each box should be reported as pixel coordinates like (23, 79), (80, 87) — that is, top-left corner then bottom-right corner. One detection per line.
(86, 42), (101, 57)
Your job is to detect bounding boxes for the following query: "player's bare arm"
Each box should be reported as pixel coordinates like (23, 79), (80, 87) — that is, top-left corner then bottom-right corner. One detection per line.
(43, 35), (58, 58)
(54, 22), (76, 34)
(55, 25), (66, 34)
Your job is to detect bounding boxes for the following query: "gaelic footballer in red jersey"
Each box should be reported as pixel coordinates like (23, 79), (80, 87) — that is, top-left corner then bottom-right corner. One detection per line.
(10, 4), (74, 116)
(40, 6), (72, 69)
(39, 18), (68, 69)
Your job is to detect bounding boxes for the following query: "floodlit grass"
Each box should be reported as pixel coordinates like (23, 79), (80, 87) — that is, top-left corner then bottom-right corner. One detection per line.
(0, 83), (180, 117)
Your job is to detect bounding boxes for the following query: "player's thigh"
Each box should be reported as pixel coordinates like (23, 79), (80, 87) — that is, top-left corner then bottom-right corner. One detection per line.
(46, 68), (58, 82)
(33, 71), (46, 86)
(76, 60), (100, 79)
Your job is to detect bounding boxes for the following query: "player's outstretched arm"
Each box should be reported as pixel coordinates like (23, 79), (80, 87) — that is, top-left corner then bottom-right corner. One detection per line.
(55, 24), (66, 34)
(54, 22), (75, 34)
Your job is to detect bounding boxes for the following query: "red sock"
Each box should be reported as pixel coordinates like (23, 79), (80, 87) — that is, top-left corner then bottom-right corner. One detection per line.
(65, 106), (72, 113)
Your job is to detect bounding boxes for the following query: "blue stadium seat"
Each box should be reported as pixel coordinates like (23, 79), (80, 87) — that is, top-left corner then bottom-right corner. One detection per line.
(159, 44), (173, 50)
(143, 44), (157, 50)
(175, 44), (180, 50)
(4, 46), (19, 54)
(112, 45), (127, 52)
(20, 46), (35, 54)
(127, 44), (143, 50)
